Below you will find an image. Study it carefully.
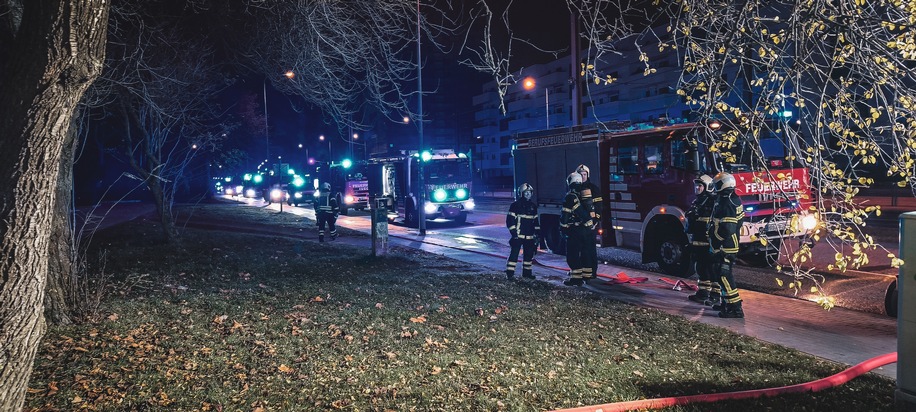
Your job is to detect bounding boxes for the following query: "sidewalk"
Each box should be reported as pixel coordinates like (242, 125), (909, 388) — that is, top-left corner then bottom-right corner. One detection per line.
(185, 207), (898, 380)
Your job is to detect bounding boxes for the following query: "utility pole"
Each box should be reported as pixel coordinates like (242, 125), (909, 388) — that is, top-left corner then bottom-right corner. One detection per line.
(417, 0), (426, 236)
(570, 9), (582, 127)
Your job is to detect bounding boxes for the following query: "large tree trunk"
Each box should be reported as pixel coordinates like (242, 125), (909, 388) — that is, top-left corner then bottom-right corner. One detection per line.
(0, 1), (109, 410)
(45, 115), (80, 326)
(149, 179), (179, 242)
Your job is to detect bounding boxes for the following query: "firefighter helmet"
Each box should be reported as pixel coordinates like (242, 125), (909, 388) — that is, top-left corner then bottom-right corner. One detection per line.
(517, 183), (534, 198)
(321, 182), (331, 191)
(694, 174), (713, 193)
(567, 172), (583, 186)
(712, 172), (736, 192)
(576, 164), (590, 180)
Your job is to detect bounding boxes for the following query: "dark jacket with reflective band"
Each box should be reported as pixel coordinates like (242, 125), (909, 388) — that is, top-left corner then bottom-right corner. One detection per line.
(560, 184), (592, 230)
(686, 192), (715, 245)
(708, 189), (744, 254)
(579, 180), (602, 222)
(314, 192), (340, 215)
(506, 198), (540, 239)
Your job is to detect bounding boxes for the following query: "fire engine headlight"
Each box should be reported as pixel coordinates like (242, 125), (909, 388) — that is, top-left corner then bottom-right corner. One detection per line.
(433, 189), (447, 202)
(225, 188), (234, 195)
(463, 199), (475, 210)
(294, 192), (302, 199)
(345, 195), (355, 204)
(245, 189), (256, 198)
(235, 185), (243, 194)
(270, 189), (283, 200)
(802, 214), (818, 231)
(455, 188), (468, 200)
(424, 202), (439, 214)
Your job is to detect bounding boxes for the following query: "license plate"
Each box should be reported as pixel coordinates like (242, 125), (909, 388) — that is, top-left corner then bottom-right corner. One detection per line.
(765, 220), (786, 233)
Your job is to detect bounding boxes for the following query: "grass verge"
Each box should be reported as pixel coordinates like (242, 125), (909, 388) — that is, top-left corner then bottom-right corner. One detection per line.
(26, 204), (894, 411)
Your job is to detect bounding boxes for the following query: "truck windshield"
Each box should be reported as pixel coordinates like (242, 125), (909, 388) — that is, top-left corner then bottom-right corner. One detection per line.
(426, 160), (470, 182)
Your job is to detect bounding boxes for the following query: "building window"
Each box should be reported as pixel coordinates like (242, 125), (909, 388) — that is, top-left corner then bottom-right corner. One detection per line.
(671, 140), (688, 169)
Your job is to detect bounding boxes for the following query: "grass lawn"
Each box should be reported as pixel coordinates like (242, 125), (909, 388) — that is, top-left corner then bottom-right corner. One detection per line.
(26, 204), (895, 411)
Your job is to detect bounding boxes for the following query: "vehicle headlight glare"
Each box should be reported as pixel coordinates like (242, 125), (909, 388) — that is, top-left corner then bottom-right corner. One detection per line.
(270, 189), (283, 200)
(463, 199), (475, 210)
(294, 193), (302, 198)
(424, 202), (438, 214)
(433, 188), (447, 202)
(345, 195), (355, 204)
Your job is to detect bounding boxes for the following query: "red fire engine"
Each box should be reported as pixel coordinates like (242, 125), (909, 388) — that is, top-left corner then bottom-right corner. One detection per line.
(512, 122), (817, 276)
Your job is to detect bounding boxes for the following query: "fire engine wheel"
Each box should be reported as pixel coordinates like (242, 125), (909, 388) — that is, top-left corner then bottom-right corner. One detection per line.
(338, 196), (349, 215)
(885, 277), (898, 318)
(657, 234), (689, 277)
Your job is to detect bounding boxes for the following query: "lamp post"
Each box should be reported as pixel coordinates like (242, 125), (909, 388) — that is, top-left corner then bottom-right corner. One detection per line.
(319, 134), (331, 162)
(522, 77), (549, 129)
(416, 0), (426, 235)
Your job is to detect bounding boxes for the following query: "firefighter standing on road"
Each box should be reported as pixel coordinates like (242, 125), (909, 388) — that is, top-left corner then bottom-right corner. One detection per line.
(708, 172), (746, 318)
(505, 183), (540, 280)
(561, 173), (593, 286)
(314, 182), (339, 242)
(576, 164), (602, 280)
(686, 175), (720, 305)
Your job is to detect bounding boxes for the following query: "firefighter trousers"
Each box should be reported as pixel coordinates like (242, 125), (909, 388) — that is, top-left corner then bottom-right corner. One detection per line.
(581, 230), (598, 279)
(713, 252), (741, 304)
(317, 213), (337, 241)
(506, 238), (536, 276)
(689, 244), (719, 296)
(564, 227), (590, 279)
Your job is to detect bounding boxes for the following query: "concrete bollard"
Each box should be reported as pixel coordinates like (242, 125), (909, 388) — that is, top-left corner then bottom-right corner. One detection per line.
(897, 212), (916, 411)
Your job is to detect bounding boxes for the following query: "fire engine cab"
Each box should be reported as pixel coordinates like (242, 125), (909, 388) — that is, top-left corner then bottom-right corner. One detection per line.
(513, 122), (817, 277)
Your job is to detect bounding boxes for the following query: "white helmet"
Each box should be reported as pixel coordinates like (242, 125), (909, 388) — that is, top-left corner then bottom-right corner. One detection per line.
(576, 164), (590, 180)
(517, 183), (534, 199)
(567, 172), (583, 186)
(712, 172), (736, 192)
(694, 174), (713, 193)
(321, 182), (331, 191)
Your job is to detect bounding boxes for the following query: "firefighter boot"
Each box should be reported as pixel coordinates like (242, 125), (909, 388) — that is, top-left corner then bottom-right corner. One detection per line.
(506, 270), (515, 281)
(705, 291), (721, 307)
(718, 301), (745, 319)
(319, 235), (325, 243)
(563, 278), (584, 286)
(687, 289), (709, 304)
(522, 270), (535, 280)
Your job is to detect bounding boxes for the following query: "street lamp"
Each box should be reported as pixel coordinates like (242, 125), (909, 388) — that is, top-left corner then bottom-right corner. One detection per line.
(522, 76), (549, 129)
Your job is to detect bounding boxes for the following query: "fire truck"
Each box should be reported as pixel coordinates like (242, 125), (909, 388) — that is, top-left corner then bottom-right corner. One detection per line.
(367, 149), (475, 226)
(512, 122), (817, 277)
(327, 160), (370, 215)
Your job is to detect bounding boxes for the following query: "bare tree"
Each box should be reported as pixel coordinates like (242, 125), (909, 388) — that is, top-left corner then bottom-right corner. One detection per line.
(88, 3), (227, 242)
(241, 0), (452, 131)
(0, 0), (109, 409)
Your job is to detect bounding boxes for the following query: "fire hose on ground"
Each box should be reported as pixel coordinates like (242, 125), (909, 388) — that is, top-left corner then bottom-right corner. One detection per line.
(549, 352), (897, 412)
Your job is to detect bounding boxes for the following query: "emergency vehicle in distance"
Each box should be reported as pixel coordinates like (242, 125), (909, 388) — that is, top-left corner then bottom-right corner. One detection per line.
(327, 159), (370, 215)
(367, 149), (475, 226)
(512, 121), (818, 277)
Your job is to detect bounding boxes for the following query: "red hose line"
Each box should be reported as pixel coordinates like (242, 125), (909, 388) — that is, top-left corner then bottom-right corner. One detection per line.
(551, 352), (897, 412)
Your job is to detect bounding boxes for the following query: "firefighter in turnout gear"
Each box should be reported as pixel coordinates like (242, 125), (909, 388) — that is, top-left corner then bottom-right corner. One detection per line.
(560, 173), (594, 286)
(708, 172), (746, 318)
(505, 183), (540, 280)
(685, 175), (720, 305)
(314, 182), (340, 242)
(575, 164), (601, 280)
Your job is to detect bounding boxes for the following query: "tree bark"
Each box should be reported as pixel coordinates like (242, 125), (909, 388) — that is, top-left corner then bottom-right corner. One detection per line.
(45, 114), (80, 326)
(0, 1), (109, 410)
